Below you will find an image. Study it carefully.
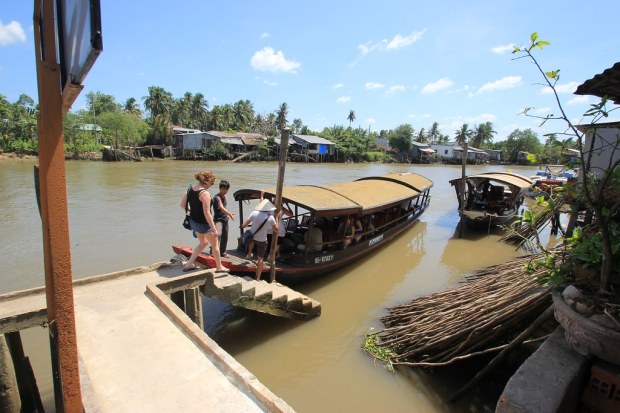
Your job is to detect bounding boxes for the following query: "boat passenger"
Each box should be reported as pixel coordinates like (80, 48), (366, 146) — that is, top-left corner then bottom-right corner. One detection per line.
(337, 216), (355, 249)
(180, 170), (228, 273)
(353, 216), (363, 243)
(241, 199), (278, 281)
(298, 224), (323, 253)
(211, 180), (235, 257)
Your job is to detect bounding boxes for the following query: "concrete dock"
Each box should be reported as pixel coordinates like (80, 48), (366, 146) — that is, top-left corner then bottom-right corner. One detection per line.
(0, 263), (298, 412)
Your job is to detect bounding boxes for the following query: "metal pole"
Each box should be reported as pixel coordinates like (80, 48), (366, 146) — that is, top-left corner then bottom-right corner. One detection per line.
(459, 142), (468, 238)
(269, 128), (290, 283)
(34, 1), (83, 410)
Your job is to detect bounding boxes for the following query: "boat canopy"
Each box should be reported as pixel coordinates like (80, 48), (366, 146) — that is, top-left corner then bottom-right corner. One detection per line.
(233, 172), (432, 216)
(356, 172), (433, 192)
(459, 172), (532, 189)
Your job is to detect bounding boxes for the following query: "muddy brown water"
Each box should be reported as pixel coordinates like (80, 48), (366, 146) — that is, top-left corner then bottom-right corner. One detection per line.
(1, 160), (542, 412)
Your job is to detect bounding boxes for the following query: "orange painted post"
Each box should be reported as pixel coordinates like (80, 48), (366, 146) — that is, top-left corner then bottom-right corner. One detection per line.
(33, 0), (83, 411)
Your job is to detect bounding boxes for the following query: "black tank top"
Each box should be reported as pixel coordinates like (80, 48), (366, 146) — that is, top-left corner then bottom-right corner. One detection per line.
(188, 188), (207, 223)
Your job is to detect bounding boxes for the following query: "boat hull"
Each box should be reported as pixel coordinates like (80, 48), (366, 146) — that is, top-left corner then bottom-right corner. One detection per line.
(173, 206), (426, 285)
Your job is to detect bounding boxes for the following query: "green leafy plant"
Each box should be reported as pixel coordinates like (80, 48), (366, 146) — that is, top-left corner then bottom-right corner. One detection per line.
(362, 332), (397, 372)
(514, 32), (619, 295)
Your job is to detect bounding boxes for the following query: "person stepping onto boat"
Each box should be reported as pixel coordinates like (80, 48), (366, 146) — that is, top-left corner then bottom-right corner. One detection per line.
(241, 199), (278, 281)
(180, 170), (229, 273)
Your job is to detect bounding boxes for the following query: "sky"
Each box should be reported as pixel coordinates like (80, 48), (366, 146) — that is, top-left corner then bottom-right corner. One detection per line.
(1, 0), (619, 142)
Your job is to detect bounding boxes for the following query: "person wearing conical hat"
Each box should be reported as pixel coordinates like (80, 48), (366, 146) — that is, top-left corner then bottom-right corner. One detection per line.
(241, 198), (278, 281)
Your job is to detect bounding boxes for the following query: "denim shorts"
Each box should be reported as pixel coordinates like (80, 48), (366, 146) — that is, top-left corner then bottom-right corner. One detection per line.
(190, 218), (212, 234)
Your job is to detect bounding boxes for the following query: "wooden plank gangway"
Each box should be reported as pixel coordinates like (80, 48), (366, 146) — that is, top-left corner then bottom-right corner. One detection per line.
(0, 263), (311, 412)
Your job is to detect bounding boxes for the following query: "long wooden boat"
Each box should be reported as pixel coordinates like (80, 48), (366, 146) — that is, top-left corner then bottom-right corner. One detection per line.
(173, 172), (433, 285)
(449, 172), (531, 229)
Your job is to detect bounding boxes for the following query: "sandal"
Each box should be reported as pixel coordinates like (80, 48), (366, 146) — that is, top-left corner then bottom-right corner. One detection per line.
(215, 267), (230, 273)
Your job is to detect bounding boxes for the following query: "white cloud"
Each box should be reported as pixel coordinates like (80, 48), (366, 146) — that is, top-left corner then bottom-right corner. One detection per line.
(477, 76), (521, 94)
(263, 80), (277, 87)
(365, 117), (376, 125)
(250, 47), (300, 73)
(567, 95), (590, 106)
(466, 113), (496, 123)
(541, 81), (580, 94)
(386, 85), (406, 95)
(491, 44), (515, 54)
(358, 29), (426, 55)
(336, 96), (351, 103)
(260, 32), (270, 39)
(386, 30), (427, 50)
(332, 83), (344, 89)
(365, 82), (384, 90)
(421, 77), (453, 94)
(0, 20), (26, 46)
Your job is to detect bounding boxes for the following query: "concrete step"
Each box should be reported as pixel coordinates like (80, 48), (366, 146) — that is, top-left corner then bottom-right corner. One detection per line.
(201, 272), (321, 320)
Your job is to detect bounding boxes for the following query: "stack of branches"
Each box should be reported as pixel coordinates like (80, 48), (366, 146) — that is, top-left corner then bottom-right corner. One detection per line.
(368, 253), (554, 368)
(500, 193), (568, 248)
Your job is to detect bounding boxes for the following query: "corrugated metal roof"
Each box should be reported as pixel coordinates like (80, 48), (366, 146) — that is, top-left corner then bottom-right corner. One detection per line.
(220, 137), (243, 145)
(575, 62), (620, 105)
(240, 136), (265, 146)
(293, 134), (335, 145)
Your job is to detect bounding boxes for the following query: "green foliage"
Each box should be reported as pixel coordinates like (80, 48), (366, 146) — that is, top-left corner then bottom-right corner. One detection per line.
(1, 138), (38, 155)
(387, 124), (414, 153)
(321, 125), (372, 161)
(503, 128), (543, 162)
(362, 332), (396, 372)
(568, 224), (620, 274)
(203, 141), (230, 160)
(363, 151), (392, 162)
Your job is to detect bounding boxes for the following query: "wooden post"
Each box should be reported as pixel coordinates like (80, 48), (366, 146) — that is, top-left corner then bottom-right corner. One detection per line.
(459, 143), (468, 238)
(33, 1), (83, 410)
(269, 128), (290, 283)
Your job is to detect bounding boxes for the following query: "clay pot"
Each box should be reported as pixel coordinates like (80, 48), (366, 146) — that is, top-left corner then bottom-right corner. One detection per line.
(552, 291), (620, 365)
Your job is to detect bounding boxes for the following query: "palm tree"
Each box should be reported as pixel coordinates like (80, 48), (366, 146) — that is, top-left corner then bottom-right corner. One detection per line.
(428, 122), (440, 144)
(221, 104), (234, 130)
(123, 98), (141, 116)
(143, 86), (173, 122)
(233, 99), (254, 131)
(191, 93), (209, 130)
(291, 118), (303, 134)
(471, 121), (497, 148)
(454, 123), (471, 145)
(416, 128), (427, 142)
(347, 110), (356, 126)
(276, 102), (288, 132)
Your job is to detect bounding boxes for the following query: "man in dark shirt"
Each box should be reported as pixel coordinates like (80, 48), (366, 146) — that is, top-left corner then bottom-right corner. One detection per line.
(211, 180), (235, 257)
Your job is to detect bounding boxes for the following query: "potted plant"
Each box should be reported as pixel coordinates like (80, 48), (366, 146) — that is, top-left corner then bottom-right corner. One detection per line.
(513, 33), (620, 363)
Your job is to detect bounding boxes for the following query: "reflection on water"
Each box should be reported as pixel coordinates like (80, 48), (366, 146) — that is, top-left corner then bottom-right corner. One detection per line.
(0, 160), (544, 412)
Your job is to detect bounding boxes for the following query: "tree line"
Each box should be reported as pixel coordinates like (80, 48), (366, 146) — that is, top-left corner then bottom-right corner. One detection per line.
(0, 87), (575, 163)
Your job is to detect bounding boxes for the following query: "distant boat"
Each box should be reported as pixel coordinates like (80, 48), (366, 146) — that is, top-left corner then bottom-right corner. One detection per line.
(527, 165), (578, 197)
(449, 172), (532, 229)
(173, 172), (433, 285)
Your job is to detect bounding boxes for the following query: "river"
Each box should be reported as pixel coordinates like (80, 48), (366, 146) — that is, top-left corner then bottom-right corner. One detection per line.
(0, 159), (541, 412)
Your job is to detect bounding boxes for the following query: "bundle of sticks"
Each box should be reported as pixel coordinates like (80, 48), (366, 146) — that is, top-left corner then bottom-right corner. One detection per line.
(374, 253), (553, 368)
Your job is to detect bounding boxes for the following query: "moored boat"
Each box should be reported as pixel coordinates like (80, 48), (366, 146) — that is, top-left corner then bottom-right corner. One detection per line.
(449, 172), (532, 229)
(527, 165), (577, 197)
(173, 172), (433, 285)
